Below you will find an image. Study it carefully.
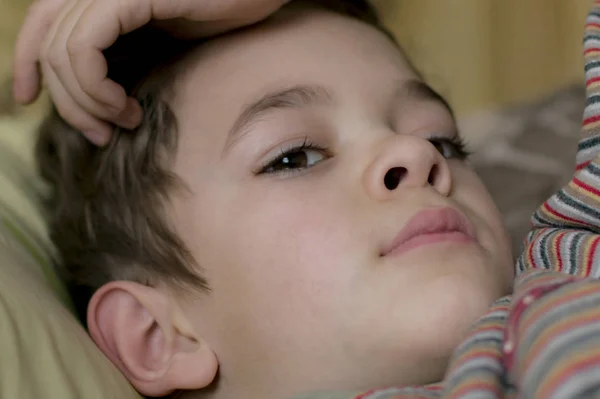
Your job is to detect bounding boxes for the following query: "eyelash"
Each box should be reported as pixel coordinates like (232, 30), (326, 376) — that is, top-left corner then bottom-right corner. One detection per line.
(257, 137), (331, 175)
(428, 135), (471, 160)
(257, 135), (470, 176)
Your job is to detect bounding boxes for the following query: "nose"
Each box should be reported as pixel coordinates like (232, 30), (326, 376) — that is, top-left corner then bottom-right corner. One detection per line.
(364, 135), (453, 200)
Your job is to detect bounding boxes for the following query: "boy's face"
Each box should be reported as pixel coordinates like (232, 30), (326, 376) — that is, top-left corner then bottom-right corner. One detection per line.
(168, 6), (513, 397)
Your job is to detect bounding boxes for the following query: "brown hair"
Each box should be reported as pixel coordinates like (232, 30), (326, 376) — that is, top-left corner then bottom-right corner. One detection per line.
(36, 0), (396, 322)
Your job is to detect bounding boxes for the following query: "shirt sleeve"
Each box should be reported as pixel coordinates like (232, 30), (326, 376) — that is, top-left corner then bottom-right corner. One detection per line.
(503, 269), (600, 398)
(319, 269), (600, 399)
(517, 1), (600, 278)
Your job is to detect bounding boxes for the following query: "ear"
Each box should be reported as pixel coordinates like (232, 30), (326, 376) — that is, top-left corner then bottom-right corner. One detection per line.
(87, 281), (218, 397)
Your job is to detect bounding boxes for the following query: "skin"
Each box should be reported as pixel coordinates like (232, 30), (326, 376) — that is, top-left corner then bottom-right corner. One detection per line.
(171, 6), (513, 399)
(12, 0), (289, 145)
(89, 5), (514, 399)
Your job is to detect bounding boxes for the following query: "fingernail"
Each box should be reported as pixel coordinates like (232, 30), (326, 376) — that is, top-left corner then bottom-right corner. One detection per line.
(83, 131), (109, 146)
(117, 99), (142, 130)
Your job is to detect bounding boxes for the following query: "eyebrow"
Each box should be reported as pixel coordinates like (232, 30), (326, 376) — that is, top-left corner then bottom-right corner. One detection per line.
(223, 80), (454, 154)
(224, 85), (333, 153)
(401, 79), (455, 119)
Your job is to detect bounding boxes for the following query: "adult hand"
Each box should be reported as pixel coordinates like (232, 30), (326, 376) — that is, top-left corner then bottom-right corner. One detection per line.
(13, 0), (288, 145)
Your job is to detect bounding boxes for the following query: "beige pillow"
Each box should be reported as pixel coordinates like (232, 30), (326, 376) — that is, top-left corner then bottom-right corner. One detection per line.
(0, 109), (141, 399)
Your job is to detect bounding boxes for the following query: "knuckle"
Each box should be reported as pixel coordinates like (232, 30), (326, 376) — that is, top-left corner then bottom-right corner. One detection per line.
(116, 0), (138, 24)
(65, 35), (85, 58)
(75, 75), (96, 98)
(45, 48), (64, 69)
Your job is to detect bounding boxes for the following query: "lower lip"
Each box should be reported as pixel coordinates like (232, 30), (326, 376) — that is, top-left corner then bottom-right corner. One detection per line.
(385, 231), (474, 257)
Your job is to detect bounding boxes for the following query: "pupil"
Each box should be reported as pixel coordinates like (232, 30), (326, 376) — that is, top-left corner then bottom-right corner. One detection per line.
(280, 152), (307, 169)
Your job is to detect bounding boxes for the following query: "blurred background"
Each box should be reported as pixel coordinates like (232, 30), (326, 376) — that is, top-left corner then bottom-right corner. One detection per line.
(375, 0), (588, 117)
(0, 0), (591, 253)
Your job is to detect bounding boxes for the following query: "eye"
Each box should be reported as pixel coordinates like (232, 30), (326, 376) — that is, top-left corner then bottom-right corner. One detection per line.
(259, 139), (330, 174)
(428, 136), (470, 160)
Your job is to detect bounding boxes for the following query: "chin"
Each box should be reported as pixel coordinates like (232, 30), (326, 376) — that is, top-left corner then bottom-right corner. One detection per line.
(351, 249), (509, 386)
(398, 262), (505, 363)
(429, 271), (503, 342)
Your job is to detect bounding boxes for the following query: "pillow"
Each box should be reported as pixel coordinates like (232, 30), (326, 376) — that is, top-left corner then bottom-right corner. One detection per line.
(465, 85), (583, 255)
(0, 106), (142, 399)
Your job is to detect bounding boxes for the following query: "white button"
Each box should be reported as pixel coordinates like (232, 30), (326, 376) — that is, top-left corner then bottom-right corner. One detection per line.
(503, 341), (514, 354)
(522, 294), (535, 305)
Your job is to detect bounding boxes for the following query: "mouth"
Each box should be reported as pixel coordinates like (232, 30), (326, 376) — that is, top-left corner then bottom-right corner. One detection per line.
(381, 207), (477, 257)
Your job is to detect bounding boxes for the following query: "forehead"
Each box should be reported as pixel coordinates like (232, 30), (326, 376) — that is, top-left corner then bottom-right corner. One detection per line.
(173, 7), (414, 102)
(170, 7), (421, 152)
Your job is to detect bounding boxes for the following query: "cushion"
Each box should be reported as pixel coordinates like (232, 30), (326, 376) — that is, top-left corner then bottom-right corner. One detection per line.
(464, 84), (584, 255)
(0, 105), (141, 399)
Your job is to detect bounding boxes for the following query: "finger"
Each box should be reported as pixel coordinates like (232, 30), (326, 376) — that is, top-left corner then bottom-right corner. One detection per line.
(157, 0), (289, 21)
(66, 0), (287, 109)
(12, 0), (66, 104)
(67, 0), (152, 112)
(47, 0), (142, 128)
(151, 17), (273, 39)
(64, 0), (286, 126)
(44, 66), (113, 146)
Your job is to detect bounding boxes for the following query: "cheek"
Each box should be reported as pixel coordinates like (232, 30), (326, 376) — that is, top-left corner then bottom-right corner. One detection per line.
(455, 168), (505, 231)
(202, 183), (363, 313)
(195, 185), (367, 360)
(454, 169), (514, 275)
(230, 188), (351, 274)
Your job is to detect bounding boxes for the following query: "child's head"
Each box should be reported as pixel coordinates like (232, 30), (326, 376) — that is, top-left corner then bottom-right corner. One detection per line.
(37, 1), (514, 398)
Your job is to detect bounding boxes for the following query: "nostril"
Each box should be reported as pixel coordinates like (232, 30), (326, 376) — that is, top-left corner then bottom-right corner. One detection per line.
(428, 165), (438, 186)
(384, 167), (406, 190)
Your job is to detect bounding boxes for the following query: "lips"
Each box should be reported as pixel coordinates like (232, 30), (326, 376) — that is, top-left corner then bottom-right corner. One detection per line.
(381, 207), (476, 257)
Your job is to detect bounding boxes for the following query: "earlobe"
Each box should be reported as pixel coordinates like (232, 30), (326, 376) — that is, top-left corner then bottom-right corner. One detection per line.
(87, 281), (219, 396)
